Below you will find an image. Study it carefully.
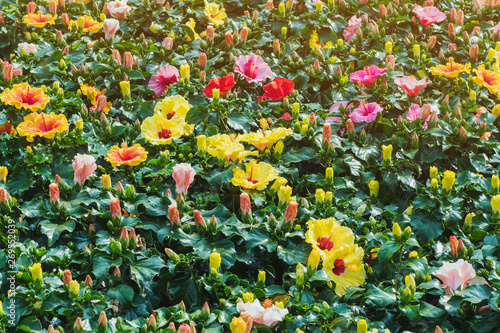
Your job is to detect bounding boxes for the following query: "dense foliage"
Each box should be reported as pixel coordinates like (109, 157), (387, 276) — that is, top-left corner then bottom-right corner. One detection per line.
(2, 0), (500, 332)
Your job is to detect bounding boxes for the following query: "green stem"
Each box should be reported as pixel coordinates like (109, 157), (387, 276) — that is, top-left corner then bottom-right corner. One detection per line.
(394, 246), (403, 290)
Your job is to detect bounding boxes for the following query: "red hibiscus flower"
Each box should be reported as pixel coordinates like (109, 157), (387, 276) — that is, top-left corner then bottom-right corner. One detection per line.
(260, 77), (294, 101)
(203, 73), (236, 98)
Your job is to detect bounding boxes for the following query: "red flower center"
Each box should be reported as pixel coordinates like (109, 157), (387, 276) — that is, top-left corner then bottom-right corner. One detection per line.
(246, 64), (256, 79)
(317, 237), (334, 251)
(158, 128), (172, 139)
(166, 112), (175, 120)
(332, 259), (346, 276)
(246, 164), (259, 184)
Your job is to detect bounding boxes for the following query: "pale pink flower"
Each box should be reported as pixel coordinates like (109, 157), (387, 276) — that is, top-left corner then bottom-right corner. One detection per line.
(103, 18), (119, 40)
(413, 5), (446, 26)
(433, 259), (476, 294)
(394, 76), (431, 96)
(350, 101), (383, 123)
(350, 65), (387, 87)
(18, 42), (38, 54)
(343, 16), (362, 43)
(237, 299), (288, 327)
(406, 104), (429, 129)
(326, 101), (353, 123)
(234, 54), (273, 83)
(107, 0), (131, 20)
(172, 163), (196, 196)
(148, 65), (180, 96)
(162, 37), (173, 50)
(72, 154), (97, 186)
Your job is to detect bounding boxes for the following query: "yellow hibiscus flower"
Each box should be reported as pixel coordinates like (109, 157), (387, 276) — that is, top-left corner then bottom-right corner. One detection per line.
(0, 83), (50, 112)
(141, 113), (191, 145)
(305, 218), (354, 258)
(323, 244), (366, 296)
(309, 30), (333, 49)
(154, 95), (192, 119)
(231, 159), (278, 190)
(238, 127), (292, 152)
(24, 11), (57, 28)
(207, 134), (258, 163)
(474, 65), (500, 95)
(205, 1), (227, 27)
(17, 112), (69, 142)
(430, 58), (471, 79)
(69, 15), (102, 33)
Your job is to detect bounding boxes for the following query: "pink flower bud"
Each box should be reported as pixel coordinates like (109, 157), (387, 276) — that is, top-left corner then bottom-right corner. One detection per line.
(87, 42), (94, 50)
(27, 2), (36, 13)
(240, 193), (252, 217)
(309, 112), (316, 125)
(63, 269), (72, 285)
(110, 198), (121, 219)
(448, 23), (455, 39)
(48, 1), (58, 13)
(449, 8), (457, 22)
(172, 163), (196, 196)
(124, 51), (133, 68)
(0, 187), (9, 204)
(427, 35), (437, 49)
(178, 324), (190, 333)
(346, 119), (355, 134)
(448, 43), (457, 52)
(198, 52), (207, 68)
(472, 26), (480, 37)
(61, 13), (69, 26)
(385, 55), (395, 70)
(95, 94), (107, 113)
(225, 31), (233, 47)
(56, 30), (63, 41)
(239, 27), (249, 42)
(103, 3), (110, 15)
(469, 44), (479, 59)
(162, 37), (173, 49)
(193, 209), (205, 227)
(0, 11), (4, 24)
(322, 123), (331, 143)
(284, 201), (298, 225)
(450, 235), (458, 257)
(273, 39), (280, 53)
(168, 204), (179, 225)
(58, 0), (65, 7)
(62, 46), (69, 55)
(112, 50), (122, 65)
(457, 10), (464, 25)
(168, 322), (176, 331)
(119, 226), (129, 242)
(206, 26), (214, 40)
(379, 4), (387, 17)
(266, 0), (274, 10)
(49, 183), (60, 204)
(2, 62), (12, 81)
(103, 18), (120, 41)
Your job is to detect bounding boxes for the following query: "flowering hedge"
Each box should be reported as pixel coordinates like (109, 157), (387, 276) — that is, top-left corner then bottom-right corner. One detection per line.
(1, 0), (500, 332)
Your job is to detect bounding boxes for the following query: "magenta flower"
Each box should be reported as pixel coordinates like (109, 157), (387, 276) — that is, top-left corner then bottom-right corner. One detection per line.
(234, 54), (273, 83)
(406, 104), (429, 129)
(326, 101), (353, 123)
(172, 163), (196, 196)
(148, 65), (180, 96)
(413, 5), (446, 26)
(433, 259), (476, 295)
(343, 15), (362, 43)
(350, 66), (387, 87)
(394, 76), (431, 96)
(350, 101), (383, 123)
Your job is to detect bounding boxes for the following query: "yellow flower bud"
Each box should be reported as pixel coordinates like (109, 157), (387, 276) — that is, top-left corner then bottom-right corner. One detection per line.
(392, 222), (402, 239)
(180, 64), (190, 80)
(29, 263), (43, 283)
(385, 41), (393, 54)
(491, 195), (500, 215)
(315, 0), (323, 14)
(100, 13), (106, 21)
(409, 251), (419, 258)
(300, 124), (308, 134)
(337, 38), (344, 47)
(487, 48), (497, 62)
(325, 167), (334, 184)
(296, 262), (305, 286)
(69, 280), (80, 298)
(382, 144), (393, 162)
(492, 104), (500, 116)
(53, 81), (60, 90)
(75, 119), (83, 131)
(149, 23), (162, 33)
(269, 177), (288, 196)
(368, 180), (379, 198)
(101, 174), (111, 190)
(307, 249), (321, 271)
(470, 90), (476, 102)
(242, 292), (254, 303)
(493, 175), (499, 191)
(258, 270), (266, 284)
(278, 185), (292, 204)
(212, 88), (220, 101)
(405, 274), (416, 292)
(119, 81), (130, 98)
(0, 166), (7, 184)
(442, 170), (455, 192)
(357, 319), (368, 333)
(325, 191), (333, 204)
(464, 212), (474, 228)
(429, 166), (438, 180)
(209, 252), (221, 274)
(230, 317), (246, 333)
(274, 140), (284, 155)
(413, 44), (420, 58)
(315, 188), (325, 204)
(430, 178), (438, 189)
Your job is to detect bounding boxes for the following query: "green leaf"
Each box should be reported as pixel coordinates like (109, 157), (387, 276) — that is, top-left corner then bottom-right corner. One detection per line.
(377, 241), (400, 264)
(92, 256), (122, 282)
(17, 315), (42, 333)
(420, 301), (446, 318)
(277, 242), (311, 265)
(168, 277), (199, 310)
(227, 113), (251, 132)
(282, 147), (315, 163)
(39, 220), (75, 246)
(410, 211), (443, 243)
(421, 147), (447, 163)
(107, 284), (135, 308)
(127, 70), (145, 80)
(367, 285), (397, 307)
(401, 304), (420, 321)
(456, 284), (492, 304)
(246, 229), (277, 253)
(130, 256), (165, 293)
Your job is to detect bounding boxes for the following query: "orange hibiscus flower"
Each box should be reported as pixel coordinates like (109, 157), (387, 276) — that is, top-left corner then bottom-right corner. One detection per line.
(17, 112), (69, 142)
(105, 143), (148, 167)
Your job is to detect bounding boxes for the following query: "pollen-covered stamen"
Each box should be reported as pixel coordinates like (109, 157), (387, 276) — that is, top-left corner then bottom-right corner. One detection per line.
(157, 128), (172, 139)
(317, 236), (334, 251)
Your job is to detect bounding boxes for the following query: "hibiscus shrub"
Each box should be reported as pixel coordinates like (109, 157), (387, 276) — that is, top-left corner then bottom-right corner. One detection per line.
(1, 0), (500, 332)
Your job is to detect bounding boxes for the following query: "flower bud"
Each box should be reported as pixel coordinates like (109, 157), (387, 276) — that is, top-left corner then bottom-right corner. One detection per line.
(168, 204), (180, 225)
(284, 201), (298, 225)
(266, 0), (274, 10)
(442, 170), (455, 192)
(230, 317), (246, 333)
(427, 35), (437, 49)
(85, 274), (93, 286)
(258, 270), (266, 285)
(469, 44), (479, 60)
(382, 144), (392, 163)
(210, 251), (221, 275)
(413, 44), (420, 59)
(491, 195), (500, 216)
(357, 319), (368, 333)
(225, 31), (233, 47)
(393, 222), (402, 240)
(307, 249), (320, 271)
(368, 180), (379, 199)
(296, 262), (305, 286)
(98, 311), (108, 333)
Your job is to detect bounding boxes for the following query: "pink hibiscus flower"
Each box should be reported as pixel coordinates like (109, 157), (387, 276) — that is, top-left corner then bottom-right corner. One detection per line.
(326, 101), (353, 123)
(350, 101), (383, 123)
(406, 104), (429, 129)
(413, 5), (446, 26)
(350, 66), (387, 87)
(148, 65), (180, 96)
(433, 259), (476, 295)
(234, 54), (273, 83)
(343, 15), (362, 43)
(394, 76), (431, 96)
